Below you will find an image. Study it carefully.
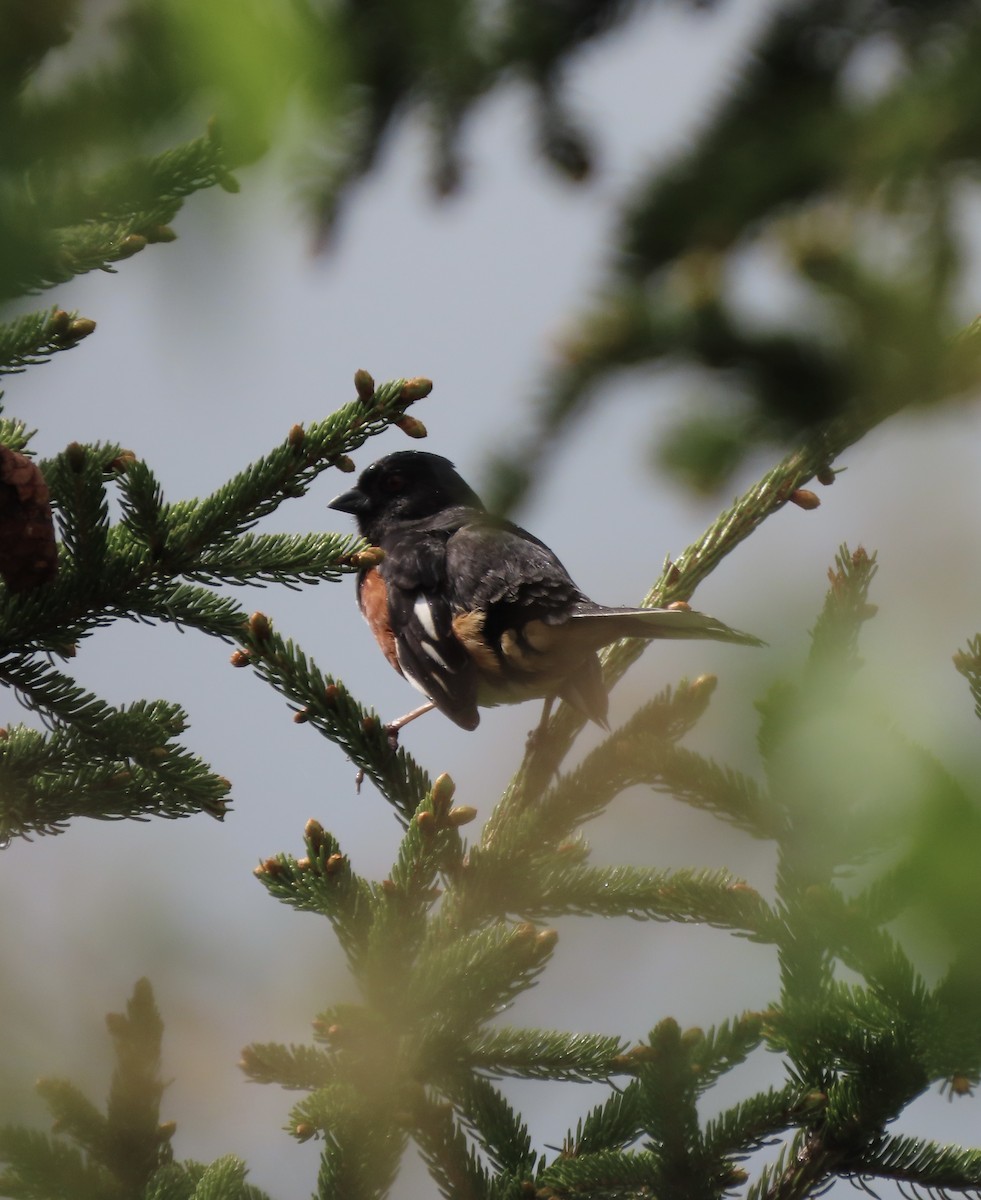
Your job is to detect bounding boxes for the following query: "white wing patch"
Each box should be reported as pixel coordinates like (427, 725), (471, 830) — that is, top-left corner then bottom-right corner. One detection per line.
(395, 645), (436, 697)
(413, 595), (438, 639)
(421, 640), (452, 670)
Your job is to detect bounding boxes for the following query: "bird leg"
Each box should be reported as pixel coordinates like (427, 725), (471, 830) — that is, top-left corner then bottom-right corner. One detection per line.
(384, 701), (436, 749)
(525, 695), (555, 752)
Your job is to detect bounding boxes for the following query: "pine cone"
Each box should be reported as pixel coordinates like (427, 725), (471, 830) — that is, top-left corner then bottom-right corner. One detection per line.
(0, 446), (58, 592)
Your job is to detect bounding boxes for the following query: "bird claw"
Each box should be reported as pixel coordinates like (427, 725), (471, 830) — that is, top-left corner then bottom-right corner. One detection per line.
(525, 696), (555, 754)
(383, 723), (402, 752)
(525, 724), (545, 753)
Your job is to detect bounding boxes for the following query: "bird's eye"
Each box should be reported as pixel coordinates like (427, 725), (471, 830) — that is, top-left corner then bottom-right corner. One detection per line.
(384, 473), (405, 494)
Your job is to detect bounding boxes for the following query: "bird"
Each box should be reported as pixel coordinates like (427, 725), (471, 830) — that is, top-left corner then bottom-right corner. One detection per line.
(328, 450), (762, 739)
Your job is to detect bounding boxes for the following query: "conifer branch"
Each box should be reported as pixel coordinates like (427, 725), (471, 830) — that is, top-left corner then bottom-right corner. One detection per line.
(165, 375), (430, 555)
(856, 1134), (981, 1196)
(0, 129), (238, 300)
(536, 1147), (662, 1195)
(460, 1028), (623, 1082)
(407, 922), (557, 1033)
(252, 825), (375, 964)
(566, 1086), (644, 1158)
(411, 1089), (494, 1200)
(702, 1085), (809, 1162)
(0, 376), (433, 833)
(509, 410), (888, 806)
(0, 415), (31, 452)
(954, 633), (981, 723)
(143, 1155), (271, 1200)
(806, 545), (878, 669)
(0, 658), (230, 836)
(448, 1075), (537, 1179)
(37, 127), (240, 230)
(290, 1085), (406, 1200)
(238, 1042), (335, 1091)
(0, 980), (175, 1199)
(528, 864), (777, 939)
(239, 624), (432, 822)
(0, 307), (97, 375)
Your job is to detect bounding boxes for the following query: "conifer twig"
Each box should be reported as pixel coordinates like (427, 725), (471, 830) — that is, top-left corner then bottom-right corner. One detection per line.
(508, 400), (910, 803)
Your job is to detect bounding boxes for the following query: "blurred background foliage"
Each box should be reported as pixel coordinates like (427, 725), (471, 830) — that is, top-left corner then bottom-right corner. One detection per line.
(4, 0), (981, 493)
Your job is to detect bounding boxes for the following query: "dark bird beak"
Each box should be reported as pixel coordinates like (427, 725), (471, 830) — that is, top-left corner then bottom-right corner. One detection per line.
(328, 487), (368, 515)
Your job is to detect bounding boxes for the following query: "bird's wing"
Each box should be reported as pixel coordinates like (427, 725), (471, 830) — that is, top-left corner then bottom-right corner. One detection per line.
(380, 530), (481, 730)
(444, 516), (585, 630)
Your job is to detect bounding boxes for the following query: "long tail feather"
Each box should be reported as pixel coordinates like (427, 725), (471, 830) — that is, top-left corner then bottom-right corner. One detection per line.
(569, 605), (764, 647)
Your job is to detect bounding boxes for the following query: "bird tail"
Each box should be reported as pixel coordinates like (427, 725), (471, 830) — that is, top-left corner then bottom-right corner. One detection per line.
(568, 604), (764, 648)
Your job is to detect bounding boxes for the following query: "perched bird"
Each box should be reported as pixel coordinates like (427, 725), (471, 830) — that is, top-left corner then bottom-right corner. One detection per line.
(329, 451), (761, 738)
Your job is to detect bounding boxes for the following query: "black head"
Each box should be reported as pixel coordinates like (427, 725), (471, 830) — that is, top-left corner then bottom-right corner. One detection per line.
(328, 451), (484, 539)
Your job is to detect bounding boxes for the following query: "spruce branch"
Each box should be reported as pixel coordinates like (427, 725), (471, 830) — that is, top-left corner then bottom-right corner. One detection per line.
(566, 1086), (644, 1158)
(702, 1085), (811, 1164)
(0, 979), (174, 1200)
(252, 825), (375, 965)
(506, 407), (887, 812)
(238, 1042), (336, 1091)
(528, 864), (776, 939)
(242, 540), (981, 1199)
(535, 1147), (662, 1196)
(448, 1074), (537, 1180)
(407, 921), (558, 1035)
(747, 1131), (834, 1200)
(0, 659), (230, 836)
(487, 673), (770, 848)
(410, 1088), (494, 1200)
(35, 125), (240, 230)
(806, 544), (878, 672)
(0, 375), (435, 832)
(0, 306), (97, 375)
(0, 415), (31, 452)
(238, 622), (432, 823)
(290, 1083), (407, 1200)
(143, 1155), (272, 1200)
(953, 633), (981, 723)
(856, 1134), (981, 1197)
(0, 127), (238, 300)
(165, 375), (431, 556)
(0, 1129), (102, 1200)
(459, 1028), (624, 1083)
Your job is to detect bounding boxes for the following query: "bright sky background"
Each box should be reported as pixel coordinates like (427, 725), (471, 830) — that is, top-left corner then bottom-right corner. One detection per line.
(4, 3), (981, 1196)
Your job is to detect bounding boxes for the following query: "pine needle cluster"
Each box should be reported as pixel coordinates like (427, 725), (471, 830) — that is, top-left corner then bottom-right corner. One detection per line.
(0, 370), (432, 837)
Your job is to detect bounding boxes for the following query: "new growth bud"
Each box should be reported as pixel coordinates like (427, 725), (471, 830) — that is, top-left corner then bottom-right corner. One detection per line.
(248, 611), (272, 641)
(431, 772), (456, 815)
(399, 377), (433, 402)
(396, 416), (427, 439)
(789, 488), (820, 510)
(354, 369), (376, 401)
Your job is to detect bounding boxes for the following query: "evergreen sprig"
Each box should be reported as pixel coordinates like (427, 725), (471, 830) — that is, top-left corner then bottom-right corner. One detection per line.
(0, 306), (97, 375)
(953, 634), (981, 723)
(0, 979), (271, 1200)
(239, 625), (432, 824)
(0, 980), (173, 1200)
(0, 127), (238, 300)
(0, 374), (432, 836)
(144, 1155), (272, 1200)
(0, 658), (230, 836)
